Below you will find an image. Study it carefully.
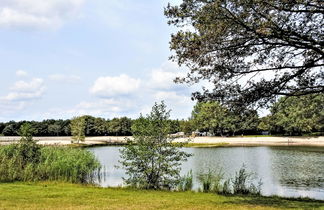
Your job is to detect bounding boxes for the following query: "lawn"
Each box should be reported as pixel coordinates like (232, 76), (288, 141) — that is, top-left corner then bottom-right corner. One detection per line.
(0, 182), (323, 210)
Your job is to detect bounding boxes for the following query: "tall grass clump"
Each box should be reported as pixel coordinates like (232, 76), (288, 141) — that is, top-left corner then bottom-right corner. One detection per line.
(197, 165), (262, 195)
(178, 170), (193, 191)
(232, 166), (262, 195)
(197, 169), (224, 193)
(0, 123), (101, 184)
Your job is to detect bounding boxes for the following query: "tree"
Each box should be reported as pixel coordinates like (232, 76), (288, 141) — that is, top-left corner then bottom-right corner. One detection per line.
(270, 93), (324, 135)
(48, 124), (61, 136)
(2, 124), (16, 136)
(165, 0), (324, 108)
(119, 102), (191, 190)
(17, 123), (41, 167)
(108, 117), (132, 136)
(70, 116), (86, 143)
(179, 120), (194, 135)
(192, 101), (228, 136)
(192, 101), (259, 136)
(94, 117), (108, 136)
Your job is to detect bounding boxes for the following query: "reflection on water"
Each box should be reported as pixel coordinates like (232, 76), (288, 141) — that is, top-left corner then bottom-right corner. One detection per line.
(88, 146), (324, 200)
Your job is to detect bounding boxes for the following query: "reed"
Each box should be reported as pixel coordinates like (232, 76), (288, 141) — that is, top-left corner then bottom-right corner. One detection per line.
(0, 145), (101, 184)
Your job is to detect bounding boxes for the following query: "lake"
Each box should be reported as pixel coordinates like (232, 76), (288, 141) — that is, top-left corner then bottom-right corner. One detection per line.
(88, 146), (324, 200)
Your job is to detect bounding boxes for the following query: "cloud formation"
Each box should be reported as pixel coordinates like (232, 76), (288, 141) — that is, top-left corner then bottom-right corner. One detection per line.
(0, 0), (85, 29)
(148, 61), (187, 90)
(16, 70), (28, 77)
(4, 78), (45, 101)
(90, 74), (141, 97)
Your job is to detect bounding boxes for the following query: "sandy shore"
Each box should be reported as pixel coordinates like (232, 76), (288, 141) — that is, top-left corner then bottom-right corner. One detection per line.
(1, 136), (324, 147)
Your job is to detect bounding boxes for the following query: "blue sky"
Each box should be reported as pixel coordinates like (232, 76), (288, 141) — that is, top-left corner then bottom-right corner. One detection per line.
(0, 0), (198, 122)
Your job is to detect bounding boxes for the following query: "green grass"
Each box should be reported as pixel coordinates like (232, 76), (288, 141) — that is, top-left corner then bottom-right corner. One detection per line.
(0, 182), (323, 210)
(184, 142), (230, 148)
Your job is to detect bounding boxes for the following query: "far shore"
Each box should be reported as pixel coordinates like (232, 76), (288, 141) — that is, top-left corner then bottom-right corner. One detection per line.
(1, 136), (324, 147)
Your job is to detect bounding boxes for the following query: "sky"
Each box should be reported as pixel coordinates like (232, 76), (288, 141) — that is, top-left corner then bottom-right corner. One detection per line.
(0, 0), (200, 122)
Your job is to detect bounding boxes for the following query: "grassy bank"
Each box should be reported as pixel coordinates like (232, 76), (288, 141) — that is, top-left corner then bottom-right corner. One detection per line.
(0, 182), (323, 210)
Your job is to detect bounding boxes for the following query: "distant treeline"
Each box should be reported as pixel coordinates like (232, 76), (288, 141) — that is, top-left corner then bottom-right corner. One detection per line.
(0, 116), (182, 137)
(0, 116), (133, 137)
(0, 94), (323, 137)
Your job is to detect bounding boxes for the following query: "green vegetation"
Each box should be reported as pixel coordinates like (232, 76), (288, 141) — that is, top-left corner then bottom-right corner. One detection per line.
(0, 145), (100, 183)
(165, 1), (323, 107)
(196, 166), (261, 195)
(120, 102), (191, 189)
(0, 124), (101, 183)
(270, 94), (324, 135)
(191, 101), (259, 136)
(178, 170), (193, 191)
(184, 143), (230, 148)
(70, 116), (86, 143)
(0, 182), (323, 210)
(0, 116), (133, 137)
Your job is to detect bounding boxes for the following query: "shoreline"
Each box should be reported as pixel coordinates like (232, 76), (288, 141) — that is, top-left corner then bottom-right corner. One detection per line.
(1, 136), (324, 147)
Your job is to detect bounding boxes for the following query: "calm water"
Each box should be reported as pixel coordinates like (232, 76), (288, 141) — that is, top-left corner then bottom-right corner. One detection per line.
(88, 146), (324, 200)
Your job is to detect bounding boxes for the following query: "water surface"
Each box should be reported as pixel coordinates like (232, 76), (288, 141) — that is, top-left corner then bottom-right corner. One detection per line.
(89, 146), (324, 200)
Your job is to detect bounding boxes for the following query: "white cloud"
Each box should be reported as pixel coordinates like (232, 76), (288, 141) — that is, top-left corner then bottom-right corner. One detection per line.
(4, 78), (45, 101)
(16, 70), (28, 77)
(0, 0), (85, 29)
(90, 74), (141, 97)
(0, 100), (27, 115)
(154, 91), (191, 106)
(148, 61), (187, 90)
(49, 74), (81, 83)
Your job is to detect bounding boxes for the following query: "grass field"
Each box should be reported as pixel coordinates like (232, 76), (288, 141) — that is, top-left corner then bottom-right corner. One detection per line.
(0, 182), (323, 210)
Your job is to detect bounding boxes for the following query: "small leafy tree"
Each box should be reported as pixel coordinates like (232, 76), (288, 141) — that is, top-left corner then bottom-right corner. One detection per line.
(70, 116), (86, 143)
(119, 102), (191, 190)
(17, 123), (41, 167)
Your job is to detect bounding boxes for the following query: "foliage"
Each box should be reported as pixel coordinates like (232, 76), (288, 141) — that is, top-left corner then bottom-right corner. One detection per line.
(0, 146), (100, 183)
(119, 102), (191, 190)
(0, 123), (100, 183)
(108, 117), (132, 136)
(70, 116), (86, 143)
(178, 170), (193, 191)
(270, 94), (324, 135)
(232, 166), (262, 195)
(165, 0), (323, 107)
(197, 166), (262, 195)
(0, 117), (133, 137)
(197, 169), (224, 193)
(179, 120), (194, 135)
(191, 101), (259, 136)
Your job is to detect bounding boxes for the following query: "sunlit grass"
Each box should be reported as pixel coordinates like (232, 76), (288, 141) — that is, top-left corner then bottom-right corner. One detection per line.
(0, 182), (323, 210)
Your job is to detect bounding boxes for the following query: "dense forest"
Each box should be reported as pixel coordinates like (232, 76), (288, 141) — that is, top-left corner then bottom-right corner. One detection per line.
(0, 94), (323, 137)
